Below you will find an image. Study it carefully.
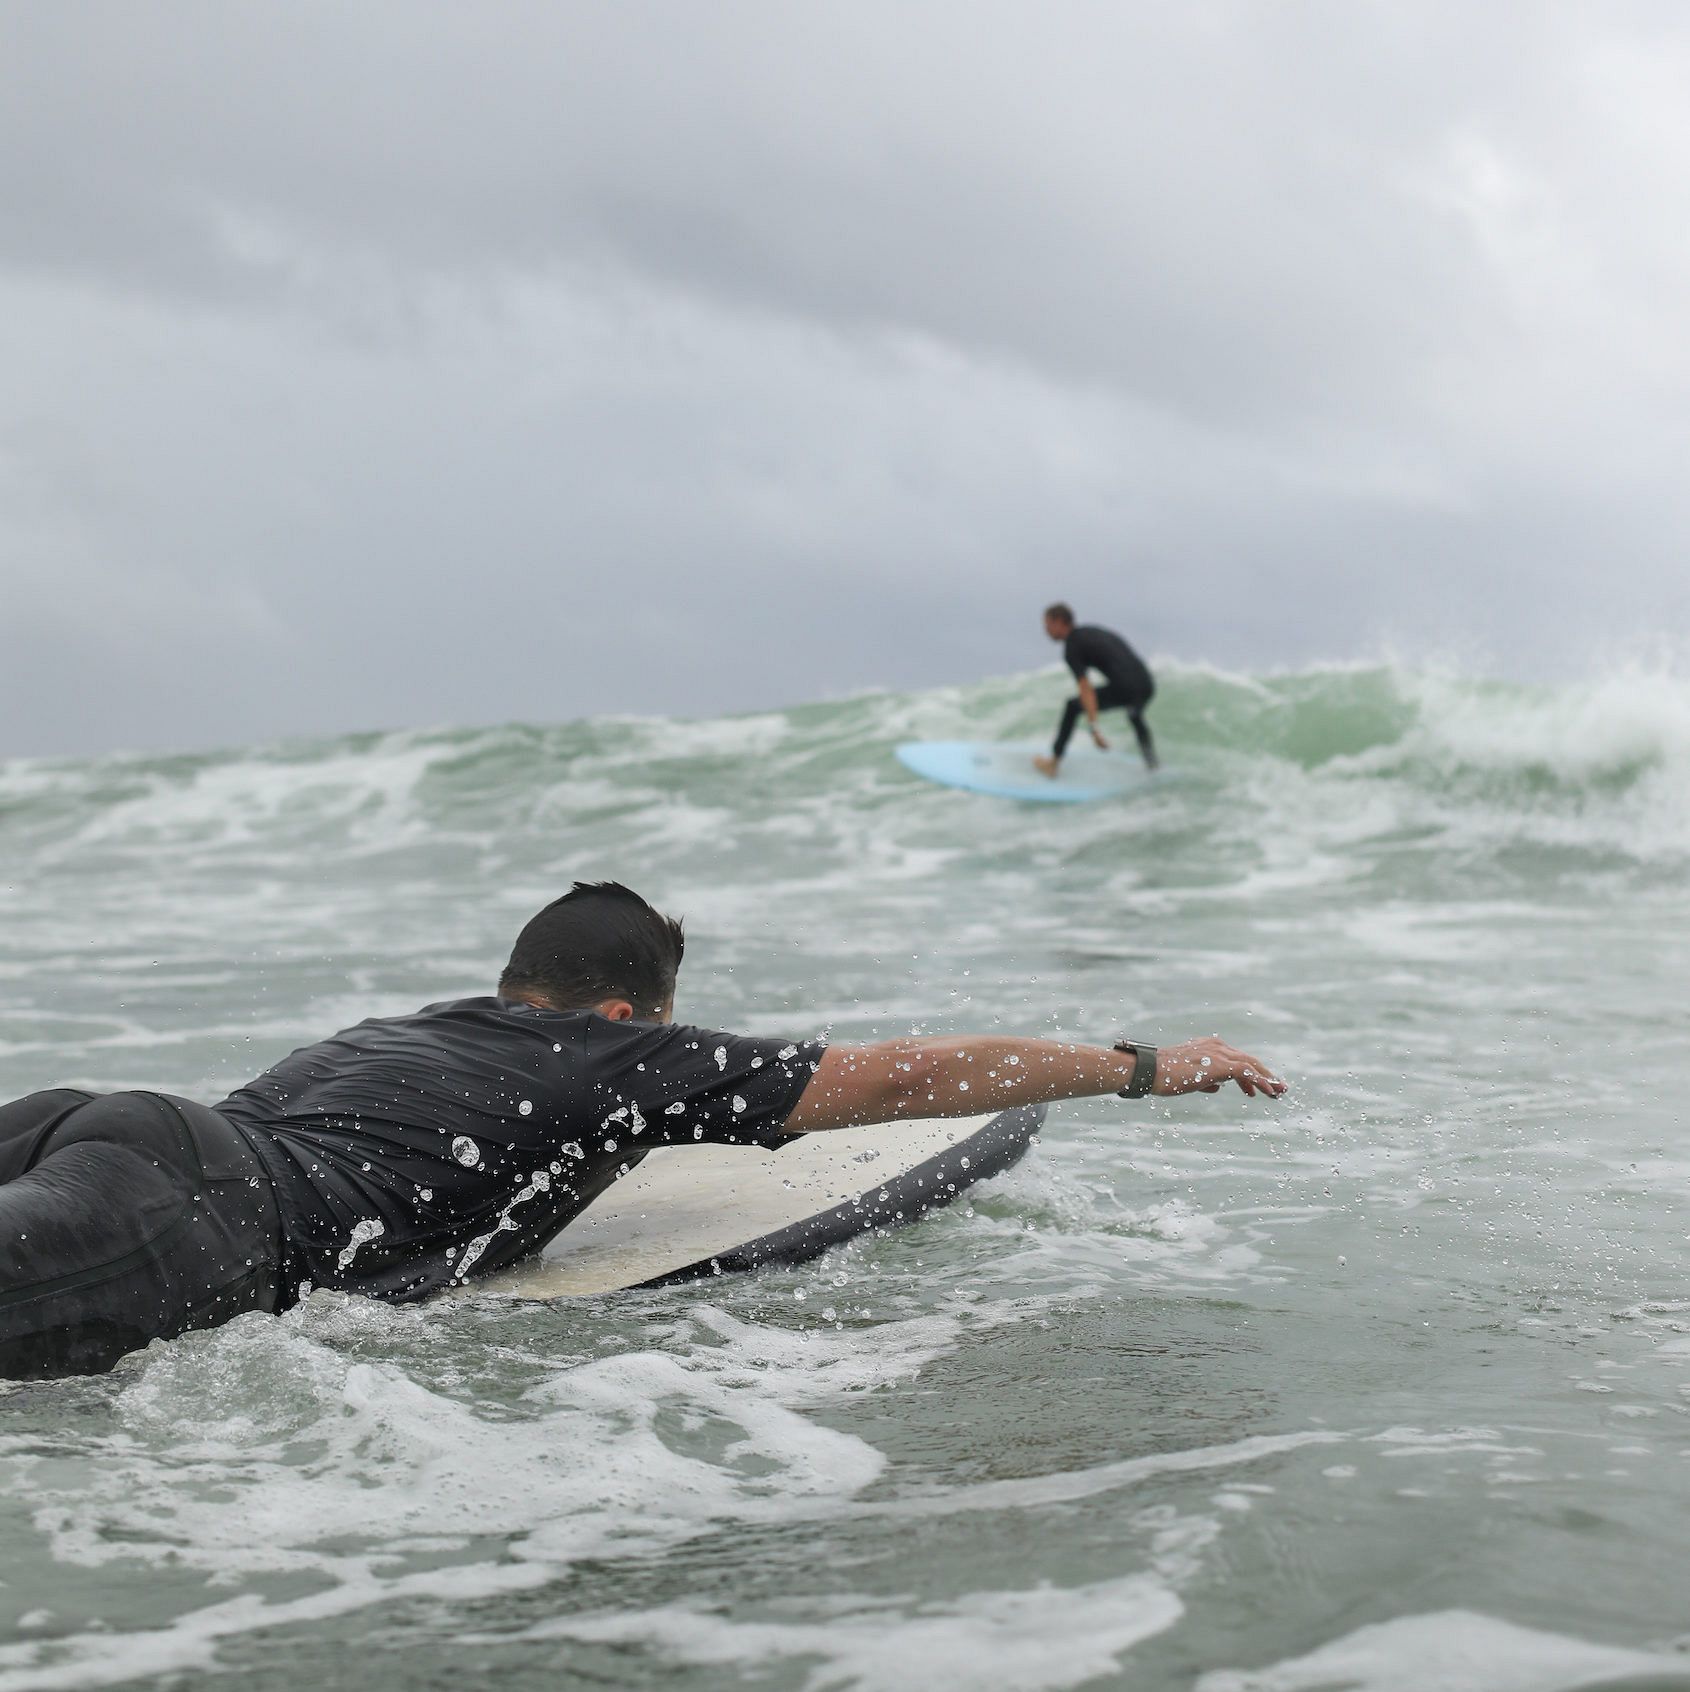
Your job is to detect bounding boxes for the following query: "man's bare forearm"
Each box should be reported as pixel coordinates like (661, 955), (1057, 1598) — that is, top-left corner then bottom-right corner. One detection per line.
(784, 1033), (1284, 1132)
(891, 1035), (1132, 1115)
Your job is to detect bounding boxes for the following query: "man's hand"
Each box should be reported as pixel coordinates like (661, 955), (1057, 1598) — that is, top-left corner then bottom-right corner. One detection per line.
(1089, 725), (1110, 750)
(1153, 1037), (1285, 1098)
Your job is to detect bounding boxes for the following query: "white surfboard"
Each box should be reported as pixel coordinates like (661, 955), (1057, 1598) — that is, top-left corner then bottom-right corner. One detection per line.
(483, 1104), (1042, 1299)
(896, 740), (1161, 804)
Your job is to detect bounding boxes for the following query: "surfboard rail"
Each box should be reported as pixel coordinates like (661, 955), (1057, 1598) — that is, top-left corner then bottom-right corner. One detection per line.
(636, 1101), (1044, 1287)
(481, 1103), (1045, 1300)
(895, 739), (1157, 803)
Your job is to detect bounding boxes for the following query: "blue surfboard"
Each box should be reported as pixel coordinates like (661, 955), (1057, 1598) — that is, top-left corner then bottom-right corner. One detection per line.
(895, 740), (1160, 804)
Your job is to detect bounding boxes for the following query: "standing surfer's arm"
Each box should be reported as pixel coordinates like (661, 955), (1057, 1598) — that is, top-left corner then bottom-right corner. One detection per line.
(782, 1036), (1284, 1132)
(1075, 675), (1109, 748)
(1077, 675), (1100, 725)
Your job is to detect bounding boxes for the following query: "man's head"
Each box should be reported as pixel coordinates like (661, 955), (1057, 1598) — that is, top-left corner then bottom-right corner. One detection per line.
(1043, 602), (1075, 641)
(499, 882), (684, 1022)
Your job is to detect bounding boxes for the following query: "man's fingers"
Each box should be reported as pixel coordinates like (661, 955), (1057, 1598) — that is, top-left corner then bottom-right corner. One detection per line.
(1232, 1048), (1285, 1093)
(1156, 1038), (1288, 1099)
(1210, 1041), (1287, 1098)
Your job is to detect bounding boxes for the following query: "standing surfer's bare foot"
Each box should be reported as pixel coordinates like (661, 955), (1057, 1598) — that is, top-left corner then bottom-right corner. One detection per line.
(1033, 755), (1059, 778)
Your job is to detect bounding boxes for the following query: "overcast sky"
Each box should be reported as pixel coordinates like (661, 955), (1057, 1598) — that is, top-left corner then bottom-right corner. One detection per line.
(3, 2), (1688, 755)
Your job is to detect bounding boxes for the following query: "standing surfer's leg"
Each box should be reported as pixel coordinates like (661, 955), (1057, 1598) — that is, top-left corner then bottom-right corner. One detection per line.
(1036, 697), (1087, 776)
(1051, 697), (1084, 758)
(1127, 707), (1158, 770)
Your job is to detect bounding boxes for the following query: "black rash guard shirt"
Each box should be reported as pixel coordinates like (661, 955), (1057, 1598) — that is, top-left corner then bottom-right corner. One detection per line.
(1063, 624), (1152, 699)
(214, 998), (826, 1303)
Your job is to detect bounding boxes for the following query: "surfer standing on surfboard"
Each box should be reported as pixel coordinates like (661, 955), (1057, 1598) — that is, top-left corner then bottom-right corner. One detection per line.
(1033, 602), (1159, 777)
(0, 881), (1282, 1380)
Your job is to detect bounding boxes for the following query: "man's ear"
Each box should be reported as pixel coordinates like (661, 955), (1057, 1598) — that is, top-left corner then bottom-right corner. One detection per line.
(597, 999), (637, 1022)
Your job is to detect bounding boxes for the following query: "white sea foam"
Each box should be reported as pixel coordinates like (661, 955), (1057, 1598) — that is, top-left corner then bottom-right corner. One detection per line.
(34, 735), (451, 863)
(1403, 663), (1690, 786)
(0, 1558), (550, 1692)
(12, 1300), (971, 1629)
(855, 1429), (1348, 1521)
(2, 1288), (1336, 1685)
(1197, 1609), (1690, 1692)
(496, 1566), (1188, 1692)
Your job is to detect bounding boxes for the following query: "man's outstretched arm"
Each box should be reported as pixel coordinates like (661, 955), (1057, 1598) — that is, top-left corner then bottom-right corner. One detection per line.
(783, 1035), (1284, 1133)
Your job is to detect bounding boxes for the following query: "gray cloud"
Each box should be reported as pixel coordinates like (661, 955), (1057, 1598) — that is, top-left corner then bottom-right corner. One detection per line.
(2, 2), (1688, 754)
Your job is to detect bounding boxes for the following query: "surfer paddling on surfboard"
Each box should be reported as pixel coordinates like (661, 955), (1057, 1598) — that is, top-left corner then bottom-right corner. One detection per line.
(1033, 602), (1159, 778)
(0, 882), (1283, 1380)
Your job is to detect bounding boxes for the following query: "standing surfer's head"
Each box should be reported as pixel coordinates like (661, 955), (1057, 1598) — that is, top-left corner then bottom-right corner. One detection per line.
(499, 882), (685, 1023)
(1043, 602), (1075, 640)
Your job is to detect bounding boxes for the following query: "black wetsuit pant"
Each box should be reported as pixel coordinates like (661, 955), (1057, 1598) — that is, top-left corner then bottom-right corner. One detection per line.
(1053, 679), (1158, 767)
(0, 1090), (287, 1380)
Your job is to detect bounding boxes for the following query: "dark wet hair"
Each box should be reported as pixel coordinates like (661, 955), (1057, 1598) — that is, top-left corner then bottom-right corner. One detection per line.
(499, 882), (685, 1016)
(1044, 602), (1075, 626)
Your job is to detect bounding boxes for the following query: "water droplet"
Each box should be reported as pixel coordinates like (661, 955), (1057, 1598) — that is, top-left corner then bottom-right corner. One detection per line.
(452, 1136), (481, 1167)
(518, 1100), (533, 1117)
(336, 1218), (385, 1272)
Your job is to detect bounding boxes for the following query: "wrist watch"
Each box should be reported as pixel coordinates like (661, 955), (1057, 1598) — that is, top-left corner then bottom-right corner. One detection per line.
(1112, 1038), (1159, 1098)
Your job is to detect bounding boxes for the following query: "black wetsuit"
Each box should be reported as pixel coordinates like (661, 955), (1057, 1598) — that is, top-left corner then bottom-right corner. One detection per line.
(1054, 624), (1157, 768)
(0, 999), (824, 1379)
(0, 1090), (284, 1381)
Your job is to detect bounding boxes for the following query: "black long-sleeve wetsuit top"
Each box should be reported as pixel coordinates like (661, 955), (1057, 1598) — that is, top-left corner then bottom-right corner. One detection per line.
(216, 998), (825, 1303)
(1063, 624), (1153, 702)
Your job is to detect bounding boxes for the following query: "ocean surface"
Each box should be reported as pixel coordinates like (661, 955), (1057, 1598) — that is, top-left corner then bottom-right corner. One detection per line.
(2, 660), (1689, 1692)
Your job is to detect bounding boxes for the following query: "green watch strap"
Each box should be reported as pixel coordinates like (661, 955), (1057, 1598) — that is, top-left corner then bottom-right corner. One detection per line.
(1113, 1039), (1158, 1098)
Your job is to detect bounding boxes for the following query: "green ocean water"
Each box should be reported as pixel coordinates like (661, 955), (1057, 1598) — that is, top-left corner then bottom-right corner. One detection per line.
(1, 660), (1689, 1691)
